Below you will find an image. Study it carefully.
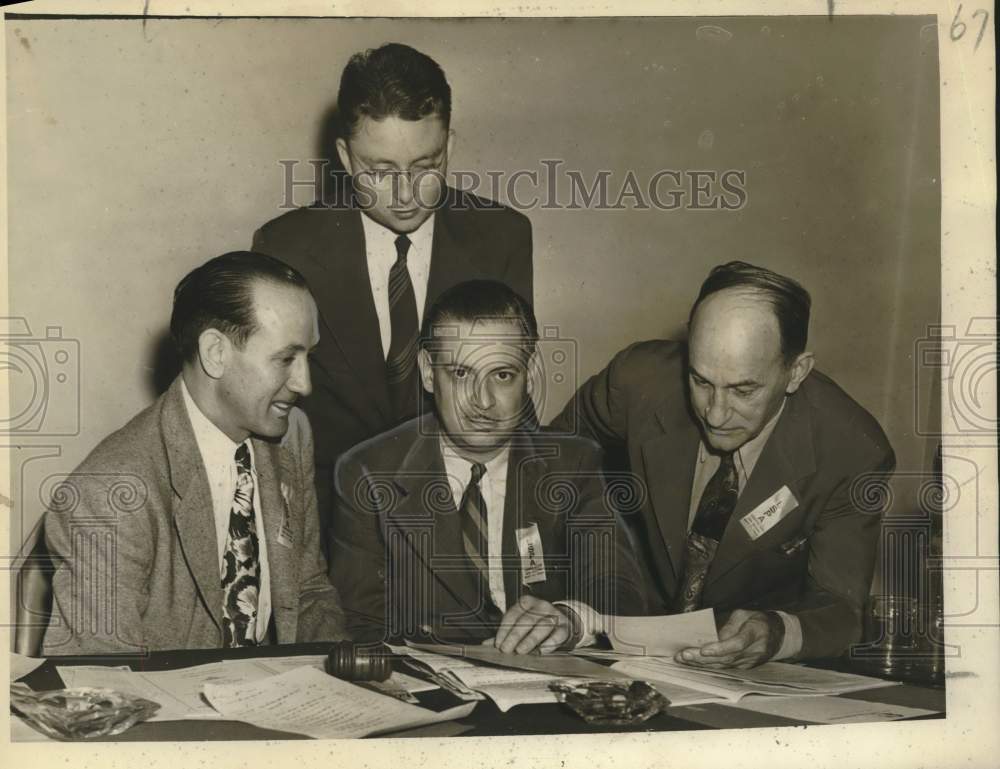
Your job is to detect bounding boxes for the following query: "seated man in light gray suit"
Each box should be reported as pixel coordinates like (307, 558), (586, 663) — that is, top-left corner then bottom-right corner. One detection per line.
(42, 252), (347, 654)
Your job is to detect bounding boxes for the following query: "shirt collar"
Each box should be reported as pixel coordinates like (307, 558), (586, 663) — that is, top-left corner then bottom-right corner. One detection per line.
(360, 211), (435, 253)
(438, 432), (511, 481)
(698, 397), (787, 480)
(180, 377), (249, 467)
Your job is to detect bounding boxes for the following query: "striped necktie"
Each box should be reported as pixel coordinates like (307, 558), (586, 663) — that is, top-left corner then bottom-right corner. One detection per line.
(386, 234), (419, 421)
(221, 442), (260, 647)
(673, 451), (739, 613)
(459, 462), (502, 620)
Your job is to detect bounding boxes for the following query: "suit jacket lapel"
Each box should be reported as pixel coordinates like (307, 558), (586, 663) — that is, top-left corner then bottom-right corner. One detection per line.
(161, 380), (224, 633)
(388, 420), (483, 617)
(253, 437), (298, 641)
(707, 394), (817, 586)
(500, 437), (539, 605)
(426, 202), (462, 304)
(641, 403), (702, 582)
(297, 209), (392, 422)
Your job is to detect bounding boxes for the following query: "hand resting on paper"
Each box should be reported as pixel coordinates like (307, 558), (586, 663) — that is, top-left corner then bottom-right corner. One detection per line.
(675, 609), (784, 669)
(482, 595), (581, 655)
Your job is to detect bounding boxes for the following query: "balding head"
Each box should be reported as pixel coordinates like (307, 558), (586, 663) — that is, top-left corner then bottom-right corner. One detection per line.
(690, 261), (811, 364)
(687, 287), (814, 453)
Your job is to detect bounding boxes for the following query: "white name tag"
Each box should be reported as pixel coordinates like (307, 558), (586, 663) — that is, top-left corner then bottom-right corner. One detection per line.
(739, 485), (799, 540)
(516, 523), (547, 585)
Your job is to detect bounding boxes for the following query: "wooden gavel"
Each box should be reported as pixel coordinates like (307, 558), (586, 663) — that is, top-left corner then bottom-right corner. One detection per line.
(324, 641), (394, 682)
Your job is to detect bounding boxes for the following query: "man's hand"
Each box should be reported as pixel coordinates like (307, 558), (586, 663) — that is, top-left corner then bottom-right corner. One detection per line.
(482, 595), (579, 655)
(675, 609), (785, 669)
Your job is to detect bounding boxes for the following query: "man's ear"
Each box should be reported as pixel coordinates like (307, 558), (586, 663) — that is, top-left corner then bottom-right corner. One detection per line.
(335, 137), (353, 175)
(197, 328), (230, 380)
(417, 348), (435, 395)
(784, 351), (815, 395)
(445, 128), (456, 159)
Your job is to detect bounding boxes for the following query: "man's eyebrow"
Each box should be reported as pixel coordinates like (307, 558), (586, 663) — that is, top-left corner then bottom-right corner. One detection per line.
(356, 147), (446, 166)
(272, 344), (306, 356)
(689, 366), (760, 389)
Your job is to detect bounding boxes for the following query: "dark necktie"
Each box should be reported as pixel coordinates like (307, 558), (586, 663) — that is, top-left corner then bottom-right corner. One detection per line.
(674, 452), (739, 613)
(221, 443), (260, 647)
(386, 234), (419, 421)
(459, 463), (502, 622)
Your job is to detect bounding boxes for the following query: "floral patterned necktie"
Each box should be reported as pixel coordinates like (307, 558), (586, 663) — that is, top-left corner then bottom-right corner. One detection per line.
(674, 451), (739, 613)
(221, 442), (260, 647)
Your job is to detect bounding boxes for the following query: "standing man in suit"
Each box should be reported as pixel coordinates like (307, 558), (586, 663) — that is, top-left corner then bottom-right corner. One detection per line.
(253, 43), (533, 555)
(42, 252), (347, 654)
(331, 280), (645, 651)
(552, 262), (895, 667)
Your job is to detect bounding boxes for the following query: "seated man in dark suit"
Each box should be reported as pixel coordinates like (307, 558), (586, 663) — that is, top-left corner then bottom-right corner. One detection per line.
(253, 43), (533, 556)
(331, 280), (645, 652)
(552, 262), (895, 667)
(42, 252), (347, 654)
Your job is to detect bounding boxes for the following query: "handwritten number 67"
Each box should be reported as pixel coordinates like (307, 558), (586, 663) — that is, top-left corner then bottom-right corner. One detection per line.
(950, 4), (990, 51)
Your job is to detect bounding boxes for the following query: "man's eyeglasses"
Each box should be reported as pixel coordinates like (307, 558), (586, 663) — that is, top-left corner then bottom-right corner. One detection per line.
(348, 151), (448, 188)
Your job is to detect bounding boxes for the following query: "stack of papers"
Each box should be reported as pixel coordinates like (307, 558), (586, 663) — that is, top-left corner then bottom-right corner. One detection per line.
(389, 646), (487, 701)
(439, 665), (587, 713)
(203, 666), (475, 738)
(56, 655), (329, 721)
(729, 694), (939, 724)
(54, 654), (463, 737)
(610, 657), (897, 703)
(394, 644), (614, 711)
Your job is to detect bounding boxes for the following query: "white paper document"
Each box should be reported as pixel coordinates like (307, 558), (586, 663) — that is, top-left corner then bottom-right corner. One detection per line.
(448, 665), (589, 712)
(203, 665), (476, 738)
(604, 609), (720, 656)
(56, 655), (329, 721)
(394, 643), (618, 711)
(730, 694), (939, 724)
(10, 652), (46, 682)
(610, 657), (897, 703)
(408, 642), (631, 681)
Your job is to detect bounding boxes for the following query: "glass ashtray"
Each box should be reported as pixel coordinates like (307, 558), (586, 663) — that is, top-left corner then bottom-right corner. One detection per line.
(10, 682), (161, 740)
(550, 679), (668, 725)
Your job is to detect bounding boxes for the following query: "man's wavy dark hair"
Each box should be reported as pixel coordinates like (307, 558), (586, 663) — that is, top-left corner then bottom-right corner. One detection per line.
(170, 251), (308, 363)
(337, 43), (451, 139)
(420, 280), (537, 355)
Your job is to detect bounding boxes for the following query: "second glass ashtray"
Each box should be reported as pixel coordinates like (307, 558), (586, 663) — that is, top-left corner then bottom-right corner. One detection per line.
(550, 679), (668, 726)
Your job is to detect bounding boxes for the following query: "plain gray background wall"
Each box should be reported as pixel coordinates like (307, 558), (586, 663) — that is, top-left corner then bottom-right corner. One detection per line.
(6, 16), (940, 557)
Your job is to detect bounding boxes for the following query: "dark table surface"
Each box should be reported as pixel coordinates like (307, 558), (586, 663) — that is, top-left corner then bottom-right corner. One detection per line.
(12, 643), (946, 741)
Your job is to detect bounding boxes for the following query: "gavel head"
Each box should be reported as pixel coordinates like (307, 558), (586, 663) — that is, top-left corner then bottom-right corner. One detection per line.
(325, 641), (394, 682)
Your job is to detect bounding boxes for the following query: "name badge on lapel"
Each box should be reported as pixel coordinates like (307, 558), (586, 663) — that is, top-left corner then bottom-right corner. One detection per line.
(278, 481), (295, 548)
(515, 523), (547, 585)
(739, 485), (798, 541)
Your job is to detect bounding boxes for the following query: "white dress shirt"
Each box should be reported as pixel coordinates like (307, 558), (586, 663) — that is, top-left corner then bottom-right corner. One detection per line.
(361, 212), (435, 359)
(439, 436), (601, 647)
(688, 400), (802, 659)
(440, 437), (510, 611)
(180, 379), (272, 643)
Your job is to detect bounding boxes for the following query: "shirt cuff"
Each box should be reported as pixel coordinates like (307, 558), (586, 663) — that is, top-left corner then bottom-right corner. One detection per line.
(553, 600), (602, 648)
(772, 610), (803, 660)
